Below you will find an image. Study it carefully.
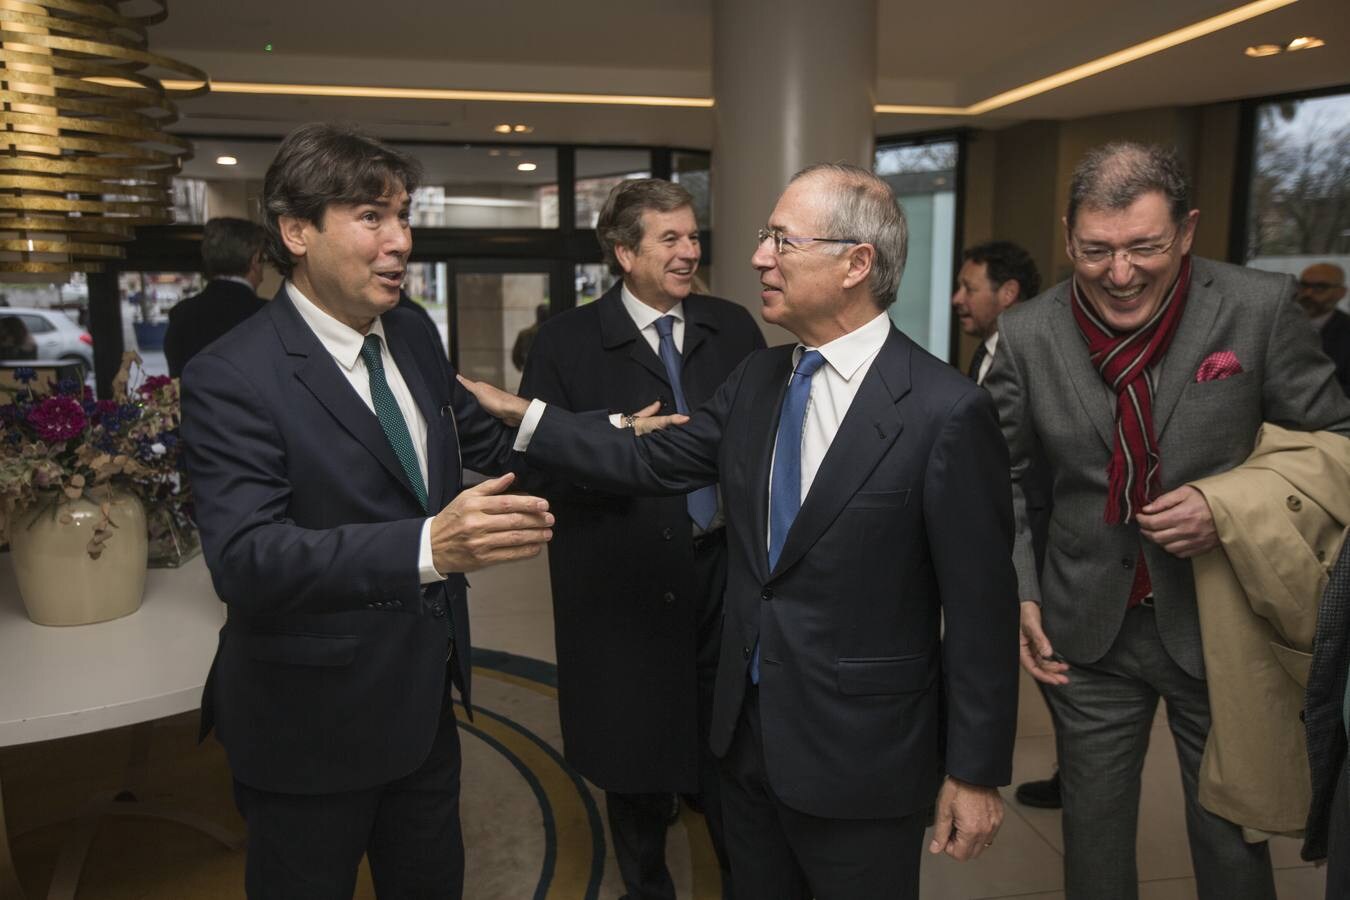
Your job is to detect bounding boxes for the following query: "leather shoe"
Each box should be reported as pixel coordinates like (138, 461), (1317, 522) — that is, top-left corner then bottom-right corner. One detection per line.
(1014, 771), (1061, 809)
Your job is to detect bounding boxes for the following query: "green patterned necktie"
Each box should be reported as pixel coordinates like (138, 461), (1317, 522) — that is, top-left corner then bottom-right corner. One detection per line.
(360, 334), (428, 511)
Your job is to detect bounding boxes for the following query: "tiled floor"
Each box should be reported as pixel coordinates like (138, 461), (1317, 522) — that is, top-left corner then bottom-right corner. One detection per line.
(469, 553), (1326, 900)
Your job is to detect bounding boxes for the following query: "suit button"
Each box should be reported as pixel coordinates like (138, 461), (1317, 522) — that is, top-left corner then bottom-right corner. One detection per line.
(663, 591), (676, 604)
(742, 646), (751, 659)
(433, 607), (446, 618)
(1318, 549), (1327, 563)
(1287, 495), (1303, 512)
(367, 602), (378, 609)
(760, 589), (773, 601)
(1121, 557), (1133, 569)
(661, 528), (673, 541)
(391, 599), (403, 609)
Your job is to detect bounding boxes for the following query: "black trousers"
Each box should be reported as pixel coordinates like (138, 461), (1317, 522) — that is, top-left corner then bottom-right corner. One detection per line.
(232, 686), (464, 899)
(606, 531), (734, 900)
(717, 684), (926, 900)
(1329, 748), (1350, 898)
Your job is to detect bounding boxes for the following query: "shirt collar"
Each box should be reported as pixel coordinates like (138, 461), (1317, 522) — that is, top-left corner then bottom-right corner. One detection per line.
(286, 280), (387, 373)
(1312, 310), (1335, 331)
(984, 331), (1000, 357)
(620, 282), (684, 333)
(796, 311), (891, 381)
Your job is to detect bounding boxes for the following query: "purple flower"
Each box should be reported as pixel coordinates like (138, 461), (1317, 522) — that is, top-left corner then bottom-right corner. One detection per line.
(14, 367), (36, 384)
(138, 376), (172, 397)
(26, 395), (86, 442)
(56, 377), (81, 397)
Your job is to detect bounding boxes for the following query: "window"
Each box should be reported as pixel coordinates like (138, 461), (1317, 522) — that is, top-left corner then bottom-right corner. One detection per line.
(874, 138), (960, 360)
(1243, 89), (1350, 280)
(574, 149), (652, 228)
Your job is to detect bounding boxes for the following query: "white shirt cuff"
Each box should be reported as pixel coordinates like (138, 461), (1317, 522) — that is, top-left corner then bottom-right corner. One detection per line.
(513, 398), (548, 451)
(418, 517), (446, 584)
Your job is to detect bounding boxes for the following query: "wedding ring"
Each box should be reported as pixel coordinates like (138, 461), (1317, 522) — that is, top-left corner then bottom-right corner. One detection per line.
(621, 414), (637, 429)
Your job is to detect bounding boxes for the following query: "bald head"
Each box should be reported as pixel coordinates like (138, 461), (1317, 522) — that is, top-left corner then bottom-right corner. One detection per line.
(1296, 262), (1347, 318)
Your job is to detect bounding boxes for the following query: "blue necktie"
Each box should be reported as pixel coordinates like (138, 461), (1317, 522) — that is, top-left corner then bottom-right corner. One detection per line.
(360, 334), (428, 511)
(752, 349), (827, 683)
(653, 315), (718, 530)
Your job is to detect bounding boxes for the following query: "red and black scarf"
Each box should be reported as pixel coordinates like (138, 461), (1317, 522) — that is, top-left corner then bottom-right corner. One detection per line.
(1070, 256), (1192, 524)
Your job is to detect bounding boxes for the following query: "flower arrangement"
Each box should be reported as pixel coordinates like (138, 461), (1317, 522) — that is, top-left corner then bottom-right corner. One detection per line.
(0, 352), (190, 558)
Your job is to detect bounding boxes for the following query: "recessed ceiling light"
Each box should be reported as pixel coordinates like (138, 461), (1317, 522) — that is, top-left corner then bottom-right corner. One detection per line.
(507, 150), (521, 158)
(487, 149), (501, 157)
(512, 124), (533, 133)
(216, 155), (238, 166)
(493, 124), (512, 134)
(517, 162), (537, 172)
(1244, 43), (1283, 57)
(1286, 36), (1325, 52)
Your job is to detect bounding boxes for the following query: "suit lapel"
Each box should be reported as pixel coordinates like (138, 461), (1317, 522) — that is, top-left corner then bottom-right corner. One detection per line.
(769, 329), (908, 581)
(385, 310), (447, 508)
(1049, 291), (1116, 451)
(747, 346), (795, 582)
(270, 292), (423, 506)
(597, 285), (670, 388)
(1153, 262), (1221, 439)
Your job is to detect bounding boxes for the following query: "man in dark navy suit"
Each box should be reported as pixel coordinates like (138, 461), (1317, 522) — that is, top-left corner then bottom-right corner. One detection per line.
(520, 179), (762, 899)
(163, 217), (267, 378)
(181, 123), (553, 899)
(464, 164), (1020, 900)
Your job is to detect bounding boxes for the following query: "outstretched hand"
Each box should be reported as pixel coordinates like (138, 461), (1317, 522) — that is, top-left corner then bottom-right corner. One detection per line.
(626, 400), (689, 437)
(457, 374), (529, 426)
(430, 472), (552, 573)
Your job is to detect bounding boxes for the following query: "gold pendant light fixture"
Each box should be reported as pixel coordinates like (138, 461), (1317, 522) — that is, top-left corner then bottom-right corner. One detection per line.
(0, 0), (208, 274)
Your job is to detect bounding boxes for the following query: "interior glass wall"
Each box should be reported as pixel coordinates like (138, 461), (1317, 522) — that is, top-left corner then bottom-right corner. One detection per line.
(875, 139), (960, 361)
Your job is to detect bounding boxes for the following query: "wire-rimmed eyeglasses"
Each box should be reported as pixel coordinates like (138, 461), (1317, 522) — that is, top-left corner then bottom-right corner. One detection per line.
(757, 227), (860, 254)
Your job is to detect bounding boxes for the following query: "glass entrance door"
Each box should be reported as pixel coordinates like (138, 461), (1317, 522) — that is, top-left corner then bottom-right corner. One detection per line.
(405, 259), (555, 393)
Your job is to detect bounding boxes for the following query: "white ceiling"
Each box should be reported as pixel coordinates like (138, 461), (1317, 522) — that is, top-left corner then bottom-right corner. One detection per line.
(150, 0), (1350, 146)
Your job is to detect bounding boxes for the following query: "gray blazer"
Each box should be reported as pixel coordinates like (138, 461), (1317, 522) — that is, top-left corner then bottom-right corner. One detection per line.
(985, 257), (1350, 678)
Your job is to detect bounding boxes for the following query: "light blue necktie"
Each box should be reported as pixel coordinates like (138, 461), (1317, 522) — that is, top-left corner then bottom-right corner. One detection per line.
(751, 349), (827, 683)
(360, 334), (428, 511)
(653, 315), (718, 530)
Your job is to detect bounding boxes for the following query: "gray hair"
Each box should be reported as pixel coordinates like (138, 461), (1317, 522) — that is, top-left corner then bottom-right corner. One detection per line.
(596, 178), (696, 276)
(1066, 142), (1190, 231)
(790, 163), (908, 308)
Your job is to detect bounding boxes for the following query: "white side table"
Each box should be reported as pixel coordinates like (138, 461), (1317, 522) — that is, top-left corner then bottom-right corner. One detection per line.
(0, 554), (239, 899)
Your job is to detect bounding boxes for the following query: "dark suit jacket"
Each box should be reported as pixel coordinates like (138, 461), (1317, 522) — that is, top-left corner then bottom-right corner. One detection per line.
(164, 279), (266, 378)
(1303, 536), (1350, 860)
(181, 288), (515, 795)
(526, 325), (1020, 820)
(518, 285), (763, 793)
(1321, 308), (1350, 396)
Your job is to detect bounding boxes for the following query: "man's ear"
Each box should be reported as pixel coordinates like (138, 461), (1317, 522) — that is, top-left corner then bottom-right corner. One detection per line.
(278, 215), (309, 260)
(613, 242), (637, 276)
(841, 243), (875, 291)
(996, 279), (1020, 311)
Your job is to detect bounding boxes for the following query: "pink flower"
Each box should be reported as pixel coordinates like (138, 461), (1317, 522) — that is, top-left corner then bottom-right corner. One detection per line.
(26, 396), (86, 443)
(138, 376), (173, 397)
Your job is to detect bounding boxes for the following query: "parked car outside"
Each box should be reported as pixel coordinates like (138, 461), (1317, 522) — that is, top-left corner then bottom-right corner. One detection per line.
(1, 307), (95, 371)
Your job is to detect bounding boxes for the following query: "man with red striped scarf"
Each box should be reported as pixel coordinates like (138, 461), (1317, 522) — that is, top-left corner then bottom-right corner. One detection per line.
(984, 141), (1350, 900)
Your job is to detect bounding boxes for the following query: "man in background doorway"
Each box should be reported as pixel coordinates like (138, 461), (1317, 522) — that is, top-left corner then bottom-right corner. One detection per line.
(1293, 262), (1350, 394)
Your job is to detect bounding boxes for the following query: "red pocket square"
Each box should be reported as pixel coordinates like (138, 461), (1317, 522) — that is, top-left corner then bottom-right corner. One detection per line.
(1195, 350), (1243, 383)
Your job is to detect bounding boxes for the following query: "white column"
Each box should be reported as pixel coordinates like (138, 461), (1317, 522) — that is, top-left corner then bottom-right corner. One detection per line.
(711, 0), (878, 343)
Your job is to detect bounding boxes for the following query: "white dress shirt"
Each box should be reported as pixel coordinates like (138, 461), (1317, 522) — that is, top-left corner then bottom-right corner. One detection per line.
(976, 331), (1000, 385)
(772, 312), (891, 511)
(286, 281), (445, 584)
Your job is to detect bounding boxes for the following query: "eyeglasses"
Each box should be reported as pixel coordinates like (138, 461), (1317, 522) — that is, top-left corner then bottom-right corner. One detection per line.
(1070, 228), (1183, 269)
(1298, 280), (1343, 291)
(757, 227), (860, 255)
